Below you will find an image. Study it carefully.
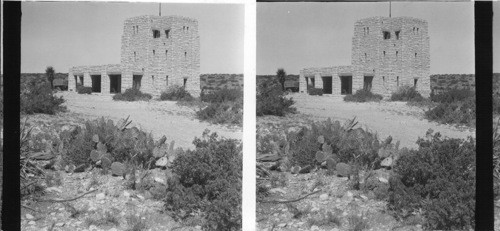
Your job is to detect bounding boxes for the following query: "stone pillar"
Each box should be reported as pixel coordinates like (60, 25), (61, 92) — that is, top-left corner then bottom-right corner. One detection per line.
(314, 74), (323, 89)
(68, 71), (75, 92)
(102, 73), (111, 94)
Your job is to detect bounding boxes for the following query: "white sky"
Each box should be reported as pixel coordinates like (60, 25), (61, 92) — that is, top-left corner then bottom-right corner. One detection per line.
(20, 2), (244, 74)
(257, 2), (475, 75)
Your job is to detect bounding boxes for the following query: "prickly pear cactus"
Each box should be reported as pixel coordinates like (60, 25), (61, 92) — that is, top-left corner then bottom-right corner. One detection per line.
(92, 134), (99, 143)
(317, 135), (325, 144)
(326, 157), (336, 171)
(153, 143), (169, 158)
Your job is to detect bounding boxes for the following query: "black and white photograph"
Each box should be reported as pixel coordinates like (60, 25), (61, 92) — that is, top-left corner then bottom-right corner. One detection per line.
(493, 2), (500, 230)
(18, 2), (244, 230)
(256, 2), (476, 230)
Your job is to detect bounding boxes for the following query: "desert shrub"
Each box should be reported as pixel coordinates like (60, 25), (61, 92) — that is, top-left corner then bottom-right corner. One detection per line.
(200, 88), (242, 103)
(430, 88), (474, 104)
(344, 89), (383, 102)
(257, 78), (296, 116)
(308, 88), (323, 96)
(196, 100), (243, 126)
(113, 88), (152, 101)
(164, 131), (242, 231)
(21, 76), (66, 115)
(285, 118), (380, 168)
(61, 117), (155, 168)
(494, 94), (500, 115)
(76, 84), (92, 94)
(388, 130), (475, 230)
(391, 86), (424, 102)
(160, 85), (193, 101)
(425, 96), (475, 126)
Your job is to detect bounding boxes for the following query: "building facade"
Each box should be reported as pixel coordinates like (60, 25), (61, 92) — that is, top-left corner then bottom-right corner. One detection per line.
(299, 16), (431, 97)
(68, 15), (201, 96)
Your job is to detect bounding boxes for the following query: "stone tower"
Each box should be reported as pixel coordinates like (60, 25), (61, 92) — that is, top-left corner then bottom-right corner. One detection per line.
(68, 15), (201, 96)
(299, 16), (431, 97)
(351, 16), (430, 97)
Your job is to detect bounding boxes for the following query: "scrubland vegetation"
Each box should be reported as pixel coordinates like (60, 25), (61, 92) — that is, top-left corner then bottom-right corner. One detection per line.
(257, 77), (296, 116)
(257, 117), (475, 230)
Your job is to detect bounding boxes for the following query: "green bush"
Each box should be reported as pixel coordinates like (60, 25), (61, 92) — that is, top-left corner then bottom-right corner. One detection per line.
(391, 86), (424, 102)
(76, 84), (92, 94)
(61, 117), (155, 168)
(308, 88), (323, 96)
(160, 85), (193, 101)
(21, 76), (66, 115)
(257, 78), (296, 116)
(388, 130), (475, 230)
(200, 88), (242, 103)
(165, 131), (242, 231)
(425, 96), (475, 126)
(344, 89), (383, 102)
(113, 88), (152, 101)
(430, 89), (474, 104)
(196, 101), (243, 126)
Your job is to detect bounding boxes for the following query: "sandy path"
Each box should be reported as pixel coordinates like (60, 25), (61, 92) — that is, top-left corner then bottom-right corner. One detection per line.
(290, 94), (475, 148)
(58, 92), (242, 149)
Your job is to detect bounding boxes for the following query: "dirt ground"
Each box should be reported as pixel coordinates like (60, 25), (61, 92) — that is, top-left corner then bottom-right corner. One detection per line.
(289, 94), (475, 149)
(56, 92), (242, 149)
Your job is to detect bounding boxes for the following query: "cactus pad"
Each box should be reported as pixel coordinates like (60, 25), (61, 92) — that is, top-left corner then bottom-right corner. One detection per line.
(317, 135), (325, 144)
(326, 157), (336, 170)
(92, 134), (99, 143)
(315, 151), (326, 163)
(90, 150), (101, 162)
(322, 143), (333, 155)
(336, 162), (351, 177)
(290, 166), (301, 174)
(111, 162), (127, 176)
(96, 142), (107, 153)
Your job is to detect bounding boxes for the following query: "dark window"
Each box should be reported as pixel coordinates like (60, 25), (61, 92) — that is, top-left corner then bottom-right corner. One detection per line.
(166, 50), (168, 59)
(166, 76), (169, 86)
(395, 30), (400, 39)
(364, 53), (367, 61)
(153, 50), (155, 55)
(383, 31), (390, 39)
(134, 52), (136, 61)
(367, 27), (369, 34)
(187, 26), (189, 31)
(417, 28), (419, 33)
(415, 53), (417, 58)
(363, 27), (366, 35)
(396, 51), (398, 58)
(183, 78), (187, 87)
(165, 29), (170, 38)
(397, 76), (399, 87)
(184, 52), (187, 59)
(414, 79), (418, 87)
(153, 30), (160, 38)
(383, 51), (386, 57)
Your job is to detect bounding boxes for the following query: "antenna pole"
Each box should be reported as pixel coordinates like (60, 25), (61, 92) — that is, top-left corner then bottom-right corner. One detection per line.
(159, 3), (161, 16)
(389, 1), (391, 18)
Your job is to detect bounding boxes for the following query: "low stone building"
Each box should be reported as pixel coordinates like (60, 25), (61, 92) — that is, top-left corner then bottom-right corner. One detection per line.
(68, 15), (201, 96)
(300, 16), (431, 97)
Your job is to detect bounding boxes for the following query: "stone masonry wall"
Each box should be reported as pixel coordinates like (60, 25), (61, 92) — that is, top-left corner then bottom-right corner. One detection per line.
(352, 17), (430, 97)
(430, 74), (475, 95)
(299, 66), (352, 94)
(121, 15), (200, 96)
(200, 74), (243, 92)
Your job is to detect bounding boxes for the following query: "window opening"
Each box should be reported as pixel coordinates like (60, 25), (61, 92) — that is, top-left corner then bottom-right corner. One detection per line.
(396, 51), (398, 59)
(397, 76), (399, 87)
(134, 52), (136, 61)
(184, 52), (187, 59)
(183, 78), (187, 87)
(415, 53), (417, 58)
(383, 31), (390, 39)
(165, 50), (168, 59)
(165, 29), (170, 38)
(383, 51), (386, 57)
(395, 30), (400, 39)
(364, 53), (367, 61)
(153, 30), (160, 38)
(166, 76), (169, 86)
(414, 79), (418, 87)
(153, 50), (155, 56)
(367, 27), (369, 34)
